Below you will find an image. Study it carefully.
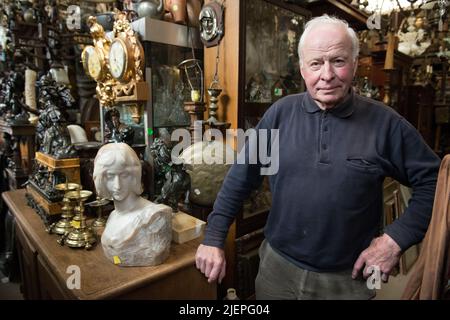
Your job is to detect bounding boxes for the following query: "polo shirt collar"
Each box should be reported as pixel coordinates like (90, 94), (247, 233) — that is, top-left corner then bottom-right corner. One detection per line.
(303, 89), (355, 118)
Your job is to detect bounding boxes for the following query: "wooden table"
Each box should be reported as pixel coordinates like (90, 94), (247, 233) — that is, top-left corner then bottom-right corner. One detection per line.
(3, 189), (216, 300)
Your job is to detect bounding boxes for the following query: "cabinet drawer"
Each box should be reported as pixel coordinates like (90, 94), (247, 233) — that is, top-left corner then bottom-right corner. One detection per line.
(37, 255), (72, 300)
(15, 222), (41, 300)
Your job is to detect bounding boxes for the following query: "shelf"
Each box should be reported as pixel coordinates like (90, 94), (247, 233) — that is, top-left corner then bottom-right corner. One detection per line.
(131, 17), (202, 49)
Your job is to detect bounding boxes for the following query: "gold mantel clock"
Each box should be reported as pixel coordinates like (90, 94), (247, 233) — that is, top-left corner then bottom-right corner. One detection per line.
(109, 11), (148, 104)
(109, 38), (130, 81)
(82, 16), (116, 108)
(81, 46), (107, 81)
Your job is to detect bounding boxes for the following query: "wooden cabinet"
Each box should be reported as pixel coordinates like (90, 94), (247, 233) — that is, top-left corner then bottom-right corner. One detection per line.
(357, 49), (413, 113)
(4, 189), (216, 300)
(238, 0), (309, 129)
(15, 222), (40, 300)
(404, 84), (436, 148)
(0, 120), (36, 190)
(430, 59), (450, 156)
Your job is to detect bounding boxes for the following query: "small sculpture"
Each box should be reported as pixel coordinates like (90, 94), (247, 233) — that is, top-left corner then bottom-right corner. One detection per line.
(41, 107), (77, 159)
(149, 130), (190, 212)
(157, 161), (191, 212)
(149, 133), (172, 195)
(35, 72), (77, 158)
(0, 71), (30, 124)
(103, 108), (134, 145)
(93, 143), (172, 266)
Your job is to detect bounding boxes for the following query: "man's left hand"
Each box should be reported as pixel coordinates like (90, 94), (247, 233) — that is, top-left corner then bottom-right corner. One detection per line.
(352, 234), (402, 282)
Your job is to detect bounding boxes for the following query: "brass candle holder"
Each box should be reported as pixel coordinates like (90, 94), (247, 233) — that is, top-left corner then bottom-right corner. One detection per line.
(86, 197), (110, 229)
(58, 189), (96, 250)
(46, 182), (80, 235)
(206, 84), (229, 131)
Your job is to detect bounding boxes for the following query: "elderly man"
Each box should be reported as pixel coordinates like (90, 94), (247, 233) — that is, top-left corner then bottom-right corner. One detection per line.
(195, 15), (440, 299)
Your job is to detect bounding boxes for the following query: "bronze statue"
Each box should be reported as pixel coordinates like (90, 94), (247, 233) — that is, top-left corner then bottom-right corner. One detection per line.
(149, 135), (172, 197)
(149, 130), (190, 212)
(104, 108), (134, 145)
(0, 71), (30, 124)
(41, 107), (77, 159)
(35, 72), (77, 159)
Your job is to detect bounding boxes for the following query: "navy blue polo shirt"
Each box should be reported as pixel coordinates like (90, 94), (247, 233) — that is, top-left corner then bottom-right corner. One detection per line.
(203, 91), (440, 272)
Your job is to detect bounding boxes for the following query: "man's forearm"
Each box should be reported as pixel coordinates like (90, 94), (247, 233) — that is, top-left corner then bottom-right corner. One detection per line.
(203, 162), (263, 248)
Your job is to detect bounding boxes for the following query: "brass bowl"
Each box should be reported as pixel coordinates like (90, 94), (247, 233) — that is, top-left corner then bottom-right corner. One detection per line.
(55, 183), (80, 192)
(86, 198), (110, 207)
(65, 190), (93, 201)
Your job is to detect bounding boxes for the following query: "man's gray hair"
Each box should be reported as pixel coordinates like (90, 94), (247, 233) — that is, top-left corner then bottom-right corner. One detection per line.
(298, 15), (360, 67)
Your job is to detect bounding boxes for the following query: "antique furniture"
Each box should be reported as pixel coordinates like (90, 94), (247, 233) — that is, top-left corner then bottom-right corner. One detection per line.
(0, 119), (35, 190)
(404, 84), (436, 148)
(383, 178), (419, 276)
(357, 48), (413, 112)
(26, 152), (81, 225)
(3, 189), (216, 300)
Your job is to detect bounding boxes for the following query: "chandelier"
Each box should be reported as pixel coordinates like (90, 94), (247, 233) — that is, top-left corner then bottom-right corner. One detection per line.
(353, 0), (426, 14)
(353, 0), (449, 57)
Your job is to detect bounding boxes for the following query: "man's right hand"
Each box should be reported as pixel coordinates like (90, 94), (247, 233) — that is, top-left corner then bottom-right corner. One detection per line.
(195, 244), (226, 284)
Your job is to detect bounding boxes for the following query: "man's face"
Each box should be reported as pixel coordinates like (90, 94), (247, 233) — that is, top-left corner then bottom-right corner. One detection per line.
(300, 25), (357, 109)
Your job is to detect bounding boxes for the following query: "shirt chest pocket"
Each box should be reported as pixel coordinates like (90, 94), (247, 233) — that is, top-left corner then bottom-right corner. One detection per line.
(345, 157), (382, 175)
(334, 157), (384, 212)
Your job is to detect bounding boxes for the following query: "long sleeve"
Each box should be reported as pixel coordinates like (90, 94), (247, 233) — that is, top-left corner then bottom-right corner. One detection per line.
(202, 115), (275, 248)
(384, 118), (441, 251)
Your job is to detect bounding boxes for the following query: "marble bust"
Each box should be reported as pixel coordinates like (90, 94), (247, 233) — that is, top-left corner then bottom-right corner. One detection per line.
(93, 143), (172, 266)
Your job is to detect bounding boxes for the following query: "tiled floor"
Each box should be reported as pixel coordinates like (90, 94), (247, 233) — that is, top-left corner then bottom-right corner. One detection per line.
(0, 270), (23, 300)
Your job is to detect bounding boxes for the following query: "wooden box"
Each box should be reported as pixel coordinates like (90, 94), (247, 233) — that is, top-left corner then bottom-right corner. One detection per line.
(172, 212), (206, 244)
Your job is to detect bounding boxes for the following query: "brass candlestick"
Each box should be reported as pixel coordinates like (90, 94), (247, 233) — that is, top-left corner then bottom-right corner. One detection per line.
(184, 101), (206, 143)
(46, 182), (80, 235)
(86, 197), (110, 228)
(206, 87), (221, 125)
(383, 31), (396, 107)
(58, 190), (96, 250)
(206, 86), (229, 131)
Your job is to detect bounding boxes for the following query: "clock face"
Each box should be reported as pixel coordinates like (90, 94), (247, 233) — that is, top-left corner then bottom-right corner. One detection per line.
(109, 39), (128, 80)
(82, 46), (103, 81)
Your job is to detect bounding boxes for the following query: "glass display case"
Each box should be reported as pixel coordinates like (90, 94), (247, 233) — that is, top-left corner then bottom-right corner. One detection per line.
(240, 0), (309, 129)
(149, 42), (192, 128)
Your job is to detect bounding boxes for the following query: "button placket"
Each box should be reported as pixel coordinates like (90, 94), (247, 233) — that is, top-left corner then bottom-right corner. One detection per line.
(319, 111), (330, 164)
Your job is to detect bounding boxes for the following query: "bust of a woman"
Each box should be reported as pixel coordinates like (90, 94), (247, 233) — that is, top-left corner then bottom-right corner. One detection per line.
(93, 143), (172, 266)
